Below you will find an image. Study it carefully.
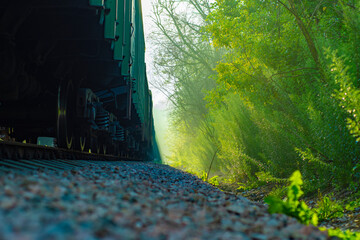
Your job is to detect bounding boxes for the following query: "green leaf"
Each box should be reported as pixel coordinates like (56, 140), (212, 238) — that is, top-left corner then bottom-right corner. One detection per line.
(265, 196), (285, 214)
(311, 212), (318, 226)
(289, 170), (303, 186)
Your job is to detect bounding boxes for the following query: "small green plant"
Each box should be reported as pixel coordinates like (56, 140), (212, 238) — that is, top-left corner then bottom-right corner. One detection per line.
(265, 170), (318, 226)
(264, 170), (360, 239)
(345, 198), (360, 211)
(314, 194), (344, 221)
(200, 171), (207, 181)
(319, 227), (360, 240)
(236, 182), (258, 191)
(256, 171), (288, 184)
(268, 185), (287, 199)
(200, 171), (219, 186)
(208, 175), (219, 186)
(236, 183), (248, 191)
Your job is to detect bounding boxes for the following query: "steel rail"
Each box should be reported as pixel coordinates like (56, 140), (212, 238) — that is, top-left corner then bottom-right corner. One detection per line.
(0, 140), (143, 173)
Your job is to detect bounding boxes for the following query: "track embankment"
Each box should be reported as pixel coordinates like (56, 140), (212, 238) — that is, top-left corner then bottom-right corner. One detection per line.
(0, 161), (330, 239)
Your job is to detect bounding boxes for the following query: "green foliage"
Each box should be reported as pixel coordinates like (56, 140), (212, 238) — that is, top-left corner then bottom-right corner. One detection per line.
(314, 194), (344, 222)
(154, 0), (360, 193)
(267, 185), (288, 200)
(202, 0), (360, 188)
(345, 198), (360, 211)
(199, 171), (220, 186)
(321, 227), (360, 240)
(236, 183), (251, 191)
(152, 1), (360, 238)
(264, 171), (360, 239)
(265, 171), (318, 226)
(295, 147), (334, 190)
(330, 51), (360, 142)
(208, 176), (220, 186)
(256, 171), (288, 185)
(200, 171), (207, 182)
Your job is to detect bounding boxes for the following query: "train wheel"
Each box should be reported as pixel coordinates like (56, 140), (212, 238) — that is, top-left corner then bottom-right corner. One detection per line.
(57, 80), (75, 149)
(80, 136), (87, 152)
(75, 134), (88, 152)
(90, 137), (100, 154)
(102, 144), (107, 155)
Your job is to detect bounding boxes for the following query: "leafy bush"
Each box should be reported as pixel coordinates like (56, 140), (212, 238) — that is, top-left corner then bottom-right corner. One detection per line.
(264, 170), (360, 239)
(329, 50), (360, 143)
(160, 0), (360, 193)
(265, 171), (318, 226)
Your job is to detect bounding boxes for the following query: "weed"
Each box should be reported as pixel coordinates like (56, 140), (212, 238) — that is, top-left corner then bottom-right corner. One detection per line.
(264, 170), (360, 239)
(314, 194), (344, 221)
(345, 198), (360, 211)
(268, 185), (287, 199)
(200, 171), (219, 186)
(320, 227), (360, 240)
(265, 170), (318, 226)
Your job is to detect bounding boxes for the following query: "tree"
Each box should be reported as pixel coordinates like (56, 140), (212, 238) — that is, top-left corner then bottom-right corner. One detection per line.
(150, 0), (223, 172)
(204, 0), (360, 185)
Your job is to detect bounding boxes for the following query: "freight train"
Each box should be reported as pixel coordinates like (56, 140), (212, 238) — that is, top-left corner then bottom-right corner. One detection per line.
(0, 0), (160, 161)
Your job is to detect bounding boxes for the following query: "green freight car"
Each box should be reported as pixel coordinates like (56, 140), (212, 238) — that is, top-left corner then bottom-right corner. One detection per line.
(0, 0), (160, 161)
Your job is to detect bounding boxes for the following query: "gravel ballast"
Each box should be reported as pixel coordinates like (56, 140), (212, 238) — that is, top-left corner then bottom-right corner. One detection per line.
(0, 161), (330, 239)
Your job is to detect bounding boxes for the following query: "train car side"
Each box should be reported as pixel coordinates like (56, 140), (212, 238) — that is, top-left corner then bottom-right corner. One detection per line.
(0, 0), (158, 160)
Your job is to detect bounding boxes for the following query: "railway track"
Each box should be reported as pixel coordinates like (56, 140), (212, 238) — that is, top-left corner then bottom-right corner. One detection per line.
(0, 160), (330, 239)
(0, 140), (141, 173)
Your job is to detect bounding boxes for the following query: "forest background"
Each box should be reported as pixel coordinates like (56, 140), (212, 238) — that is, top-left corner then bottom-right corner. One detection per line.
(150, 0), (360, 193)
